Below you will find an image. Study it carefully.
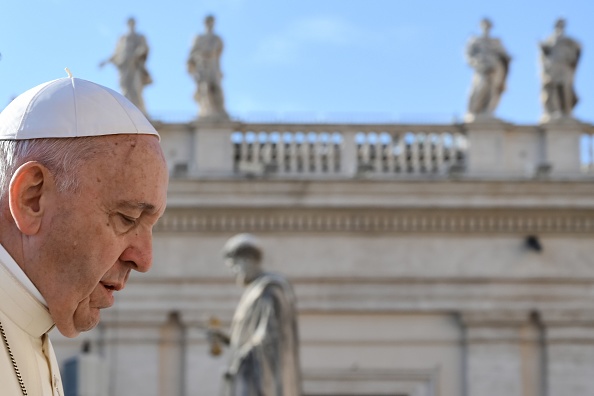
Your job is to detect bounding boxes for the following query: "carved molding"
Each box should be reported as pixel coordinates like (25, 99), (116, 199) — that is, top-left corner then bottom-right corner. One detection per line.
(302, 368), (438, 396)
(156, 208), (594, 234)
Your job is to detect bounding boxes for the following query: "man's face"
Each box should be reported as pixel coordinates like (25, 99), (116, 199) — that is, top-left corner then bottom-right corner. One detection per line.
(30, 135), (168, 337)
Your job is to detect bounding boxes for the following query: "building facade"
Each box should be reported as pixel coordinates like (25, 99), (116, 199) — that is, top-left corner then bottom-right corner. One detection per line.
(52, 118), (594, 396)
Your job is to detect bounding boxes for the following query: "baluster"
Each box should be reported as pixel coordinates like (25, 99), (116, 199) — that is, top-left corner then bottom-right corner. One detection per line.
(242, 131), (252, 166)
(277, 132), (285, 174)
(410, 132), (419, 173)
(435, 133), (445, 173)
(394, 133), (405, 173)
(284, 132), (293, 173)
(252, 131), (261, 167)
(384, 133), (394, 174)
(367, 132), (377, 173)
(442, 132), (452, 168)
(260, 132), (271, 167)
(295, 132), (304, 173)
(324, 132), (330, 173)
(422, 133), (432, 173)
(309, 132), (322, 174)
(333, 132), (343, 173)
(357, 133), (367, 171)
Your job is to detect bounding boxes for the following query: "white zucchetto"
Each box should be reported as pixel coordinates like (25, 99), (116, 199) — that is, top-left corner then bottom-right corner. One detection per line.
(0, 75), (159, 140)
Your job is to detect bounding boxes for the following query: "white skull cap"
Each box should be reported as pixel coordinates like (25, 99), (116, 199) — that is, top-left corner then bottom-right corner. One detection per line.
(0, 76), (159, 140)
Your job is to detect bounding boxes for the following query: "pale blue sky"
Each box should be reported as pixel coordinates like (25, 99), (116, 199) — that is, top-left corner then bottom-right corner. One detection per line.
(1, 0), (593, 124)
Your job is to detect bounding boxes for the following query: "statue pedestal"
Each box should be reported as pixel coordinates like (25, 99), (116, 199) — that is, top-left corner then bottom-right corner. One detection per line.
(190, 120), (235, 177)
(466, 118), (548, 179)
(541, 117), (584, 178)
(465, 118), (507, 177)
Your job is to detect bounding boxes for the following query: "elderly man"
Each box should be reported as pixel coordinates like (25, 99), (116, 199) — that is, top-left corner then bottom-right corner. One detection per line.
(209, 233), (301, 396)
(0, 71), (168, 395)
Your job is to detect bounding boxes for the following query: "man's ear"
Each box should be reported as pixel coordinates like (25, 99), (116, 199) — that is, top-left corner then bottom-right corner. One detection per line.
(9, 161), (53, 235)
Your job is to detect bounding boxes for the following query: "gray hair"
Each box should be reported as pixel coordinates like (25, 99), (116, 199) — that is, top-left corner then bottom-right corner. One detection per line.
(0, 137), (111, 203)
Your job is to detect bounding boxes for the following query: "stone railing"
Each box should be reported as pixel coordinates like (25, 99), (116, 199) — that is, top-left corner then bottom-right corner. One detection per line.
(231, 129), (342, 175)
(157, 119), (594, 179)
(230, 124), (467, 177)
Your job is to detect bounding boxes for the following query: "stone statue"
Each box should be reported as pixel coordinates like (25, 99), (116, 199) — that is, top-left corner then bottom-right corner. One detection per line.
(539, 18), (581, 122)
(208, 233), (302, 396)
(465, 18), (510, 122)
(187, 15), (229, 121)
(100, 17), (152, 114)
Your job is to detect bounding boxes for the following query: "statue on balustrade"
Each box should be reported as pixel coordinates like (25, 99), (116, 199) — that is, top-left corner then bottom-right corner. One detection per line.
(207, 233), (302, 396)
(539, 18), (581, 122)
(187, 15), (230, 121)
(100, 17), (152, 115)
(465, 18), (511, 122)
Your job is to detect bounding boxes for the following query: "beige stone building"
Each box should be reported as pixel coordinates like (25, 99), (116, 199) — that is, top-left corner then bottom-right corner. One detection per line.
(52, 117), (594, 396)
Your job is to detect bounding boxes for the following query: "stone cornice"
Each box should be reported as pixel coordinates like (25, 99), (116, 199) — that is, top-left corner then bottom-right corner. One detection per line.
(166, 179), (594, 208)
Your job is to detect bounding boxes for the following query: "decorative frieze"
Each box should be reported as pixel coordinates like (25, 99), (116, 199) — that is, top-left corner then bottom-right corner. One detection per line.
(156, 208), (594, 234)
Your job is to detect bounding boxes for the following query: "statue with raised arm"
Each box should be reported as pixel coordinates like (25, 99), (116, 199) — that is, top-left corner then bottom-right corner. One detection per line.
(465, 18), (510, 122)
(100, 17), (152, 115)
(208, 233), (302, 396)
(187, 15), (229, 121)
(539, 18), (581, 122)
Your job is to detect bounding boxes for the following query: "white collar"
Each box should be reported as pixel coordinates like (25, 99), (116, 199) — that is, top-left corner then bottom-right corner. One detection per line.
(0, 243), (47, 306)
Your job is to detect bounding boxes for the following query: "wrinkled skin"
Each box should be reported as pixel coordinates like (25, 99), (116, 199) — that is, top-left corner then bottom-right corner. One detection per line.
(10, 135), (168, 337)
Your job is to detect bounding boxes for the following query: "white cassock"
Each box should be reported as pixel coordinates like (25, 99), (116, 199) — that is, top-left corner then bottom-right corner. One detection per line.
(0, 244), (63, 395)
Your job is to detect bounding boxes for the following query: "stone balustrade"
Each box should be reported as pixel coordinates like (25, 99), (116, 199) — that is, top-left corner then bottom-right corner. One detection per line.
(155, 119), (594, 180)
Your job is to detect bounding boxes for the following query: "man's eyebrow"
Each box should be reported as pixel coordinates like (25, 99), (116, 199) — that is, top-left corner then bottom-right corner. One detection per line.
(117, 200), (157, 213)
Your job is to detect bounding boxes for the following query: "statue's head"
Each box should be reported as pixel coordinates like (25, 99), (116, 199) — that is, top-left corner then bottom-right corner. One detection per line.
(205, 15), (215, 32)
(554, 18), (566, 35)
(127, 17), (136, 31)
(222, 233), (263, 286)
(480, 18), (492, 35)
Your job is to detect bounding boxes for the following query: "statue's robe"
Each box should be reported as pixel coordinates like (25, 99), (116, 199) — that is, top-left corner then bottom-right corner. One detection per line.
(0, 245), (63, 395)
(224, 273), (301, 396)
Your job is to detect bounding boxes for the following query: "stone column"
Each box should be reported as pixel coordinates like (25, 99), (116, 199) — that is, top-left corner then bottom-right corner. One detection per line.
(159, 312), (185, 396)
(541, 310), (594, 396)
(460, 311), (543, 396)
(101, 320), (163, 396)
(541, 119), (585, 177)
(184, 314), (230, 396)
(190, 120), (235, 177)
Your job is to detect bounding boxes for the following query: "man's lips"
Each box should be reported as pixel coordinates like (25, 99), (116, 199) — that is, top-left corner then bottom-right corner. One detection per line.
(100, 281), (124, 292)
(98, 281), (125, 308)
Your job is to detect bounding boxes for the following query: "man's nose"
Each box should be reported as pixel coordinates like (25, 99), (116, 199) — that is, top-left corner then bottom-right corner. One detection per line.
(119, 229), (153, 273)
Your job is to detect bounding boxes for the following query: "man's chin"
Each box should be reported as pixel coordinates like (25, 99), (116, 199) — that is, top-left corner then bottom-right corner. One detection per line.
(58, 312), (101, 338)
(55, 323), (82, 338)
